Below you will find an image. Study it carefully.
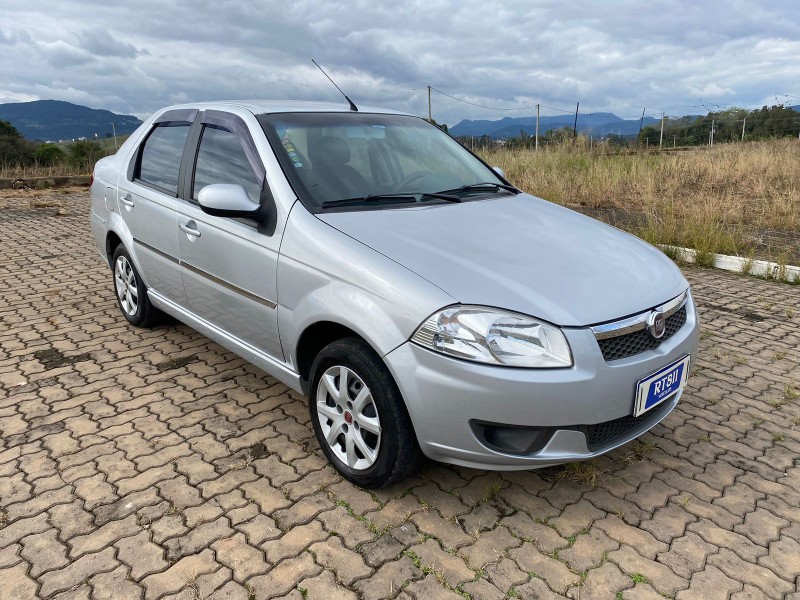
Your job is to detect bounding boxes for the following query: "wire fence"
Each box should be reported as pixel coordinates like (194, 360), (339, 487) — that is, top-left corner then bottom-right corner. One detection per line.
(426, 87), (800, 149)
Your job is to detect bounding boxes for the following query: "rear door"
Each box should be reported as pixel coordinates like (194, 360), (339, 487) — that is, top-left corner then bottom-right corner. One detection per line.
(176, 109), (283, 360)
(117, 109), (196, 306)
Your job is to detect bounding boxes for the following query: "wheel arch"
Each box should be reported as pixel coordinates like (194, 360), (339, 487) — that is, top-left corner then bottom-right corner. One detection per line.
(295, 321), (370, 390)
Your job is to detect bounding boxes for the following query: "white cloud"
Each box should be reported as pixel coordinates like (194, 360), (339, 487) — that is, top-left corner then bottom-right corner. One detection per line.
(0, 0), (799, 124)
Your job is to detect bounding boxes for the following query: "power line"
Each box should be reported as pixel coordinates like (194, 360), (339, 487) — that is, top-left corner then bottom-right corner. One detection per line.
(428, 87), (574, 113)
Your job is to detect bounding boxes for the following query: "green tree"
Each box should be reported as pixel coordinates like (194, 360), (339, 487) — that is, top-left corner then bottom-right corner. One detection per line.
(32, 143), (65, 166)
(0, 119), (34, 166)
(67, 140), (108, 171)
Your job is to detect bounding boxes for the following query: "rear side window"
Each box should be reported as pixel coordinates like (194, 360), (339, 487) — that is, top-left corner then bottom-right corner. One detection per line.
(138, 122), (191, 194)
(193, 126), (262, 202)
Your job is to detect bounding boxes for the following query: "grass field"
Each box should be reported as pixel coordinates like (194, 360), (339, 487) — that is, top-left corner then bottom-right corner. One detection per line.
(480, 140), (800, 267)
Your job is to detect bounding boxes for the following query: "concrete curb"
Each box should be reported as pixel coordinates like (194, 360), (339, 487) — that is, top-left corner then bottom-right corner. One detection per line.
(663, 245), (800, 283)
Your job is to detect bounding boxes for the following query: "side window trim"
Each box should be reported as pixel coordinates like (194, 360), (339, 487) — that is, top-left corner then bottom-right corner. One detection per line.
(126, 109), (199, 183)
(201, 111), (266, 182)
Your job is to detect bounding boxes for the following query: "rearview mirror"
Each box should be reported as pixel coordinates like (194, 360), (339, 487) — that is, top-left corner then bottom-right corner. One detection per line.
(197, 184), (261, 218)
(493, 166), (505, 178)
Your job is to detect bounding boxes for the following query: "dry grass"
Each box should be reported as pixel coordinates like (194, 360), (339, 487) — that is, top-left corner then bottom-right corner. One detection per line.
(0, 163), (89, 179)
(480, 140), (800, 261)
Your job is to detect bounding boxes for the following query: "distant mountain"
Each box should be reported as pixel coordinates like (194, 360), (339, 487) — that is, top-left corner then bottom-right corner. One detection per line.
(0, 100), (142, 141)
(451, 112), (660, 139)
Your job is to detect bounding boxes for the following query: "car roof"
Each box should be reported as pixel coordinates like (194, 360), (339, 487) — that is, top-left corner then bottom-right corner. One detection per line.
(160, 100), (411, 117)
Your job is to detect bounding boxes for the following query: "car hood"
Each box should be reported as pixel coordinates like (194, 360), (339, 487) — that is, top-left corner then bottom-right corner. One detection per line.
(317, 194), (688, 326)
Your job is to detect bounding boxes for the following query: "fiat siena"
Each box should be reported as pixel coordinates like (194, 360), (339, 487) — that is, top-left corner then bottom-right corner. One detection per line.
(90, 101), (699, 487)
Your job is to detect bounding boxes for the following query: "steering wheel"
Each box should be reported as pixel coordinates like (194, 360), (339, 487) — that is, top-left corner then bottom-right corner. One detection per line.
(394, 171), (430, 192)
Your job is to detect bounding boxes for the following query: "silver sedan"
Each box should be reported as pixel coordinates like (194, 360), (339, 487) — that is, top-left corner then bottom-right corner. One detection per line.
(90, 101), (698, 487)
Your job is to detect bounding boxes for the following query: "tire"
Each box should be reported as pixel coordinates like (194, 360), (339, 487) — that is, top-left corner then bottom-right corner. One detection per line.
(309, 338), (422, 488)
(111, 245), (161, 328)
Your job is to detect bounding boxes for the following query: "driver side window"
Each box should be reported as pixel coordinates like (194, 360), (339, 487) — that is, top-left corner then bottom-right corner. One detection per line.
(193, 125), (262, 202)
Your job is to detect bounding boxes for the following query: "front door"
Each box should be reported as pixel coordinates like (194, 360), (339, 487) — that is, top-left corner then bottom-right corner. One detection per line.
(176, 111), (283, 360)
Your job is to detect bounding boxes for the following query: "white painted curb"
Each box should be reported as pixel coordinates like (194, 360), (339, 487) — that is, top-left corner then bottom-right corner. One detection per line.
(662, 246), (800, 282)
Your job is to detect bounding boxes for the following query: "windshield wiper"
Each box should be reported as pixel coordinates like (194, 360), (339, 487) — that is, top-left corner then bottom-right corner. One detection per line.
(321, 194), (418, 209)
(419, 192), (462, 203)
(439, 182), (521, 196)
(321, 192), (461, 209)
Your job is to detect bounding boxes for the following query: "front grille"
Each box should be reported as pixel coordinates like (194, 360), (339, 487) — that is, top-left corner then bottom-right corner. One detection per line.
(582, 398), (673, 451)
(597, 305), (686, 361)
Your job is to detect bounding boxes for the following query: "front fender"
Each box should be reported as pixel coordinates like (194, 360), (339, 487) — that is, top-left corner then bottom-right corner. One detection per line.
(277, 205), (455, 369)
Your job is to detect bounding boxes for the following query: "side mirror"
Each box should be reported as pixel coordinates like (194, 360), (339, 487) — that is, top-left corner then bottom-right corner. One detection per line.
(492, 166), (505, 178)
(197, 184), (261, 218)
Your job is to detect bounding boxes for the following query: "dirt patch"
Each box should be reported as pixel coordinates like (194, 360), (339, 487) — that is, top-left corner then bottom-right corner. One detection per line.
(34, 348), (93, 370)
(154, 355), (196, 372)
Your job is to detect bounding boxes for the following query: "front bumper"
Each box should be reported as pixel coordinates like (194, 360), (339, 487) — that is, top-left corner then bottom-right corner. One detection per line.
(384, 291), (699, 470)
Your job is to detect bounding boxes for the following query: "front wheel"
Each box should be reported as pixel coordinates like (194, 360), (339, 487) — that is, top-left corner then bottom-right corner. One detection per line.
(309, 338), (422, 488)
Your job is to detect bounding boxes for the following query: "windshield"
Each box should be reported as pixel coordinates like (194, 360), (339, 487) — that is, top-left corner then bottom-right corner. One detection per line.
(258, 112), (507, 211)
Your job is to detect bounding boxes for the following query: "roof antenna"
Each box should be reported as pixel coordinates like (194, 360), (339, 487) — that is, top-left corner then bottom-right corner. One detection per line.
(312, 59), (358, 112)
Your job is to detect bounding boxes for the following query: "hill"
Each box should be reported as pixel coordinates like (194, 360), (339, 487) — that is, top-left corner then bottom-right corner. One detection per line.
(0, 100), (142, 141)
(451, 112), (660, 139)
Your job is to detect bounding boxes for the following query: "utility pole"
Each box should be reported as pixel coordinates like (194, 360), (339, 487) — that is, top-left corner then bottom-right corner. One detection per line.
(535, 104), (540, 151)
(710, 119), (715, 146)
(638, 107), (646, 146)
(111, 122), (118, 151)
(659, 113), (665, 149)
(427, 86), (432, 122)
(572, 102), (579, 140)
(741, 117), (746, 141)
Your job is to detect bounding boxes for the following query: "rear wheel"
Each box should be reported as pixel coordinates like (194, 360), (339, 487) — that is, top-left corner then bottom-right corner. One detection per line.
(111, 245), (160, 328)
(309, 338), (422, 487)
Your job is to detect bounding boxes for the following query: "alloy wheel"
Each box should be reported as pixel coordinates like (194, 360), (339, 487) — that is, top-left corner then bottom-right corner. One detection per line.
(114, 256), (139, 316)
(316, 365), (382, 470)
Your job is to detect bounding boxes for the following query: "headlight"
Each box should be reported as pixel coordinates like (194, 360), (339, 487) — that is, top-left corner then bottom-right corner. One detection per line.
(411, 306), (572, 368)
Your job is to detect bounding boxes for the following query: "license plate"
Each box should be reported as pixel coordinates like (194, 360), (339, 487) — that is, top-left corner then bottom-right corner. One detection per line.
(634, 355), (690, 417)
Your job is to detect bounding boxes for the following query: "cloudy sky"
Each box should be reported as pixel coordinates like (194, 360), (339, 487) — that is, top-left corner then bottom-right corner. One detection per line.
(1, 0), (799, 125)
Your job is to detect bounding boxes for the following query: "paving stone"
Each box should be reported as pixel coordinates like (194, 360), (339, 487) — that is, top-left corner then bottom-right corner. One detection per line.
(657, 531), (716, 579)
(408, 538), (476, 588)
(141, 548), (219, 600)
(609, 544), (692, 597)
(115, 530), (169, 579)
(261, 520), (327, 563)
(1, 562), (39, 600)
(594, 515), (669, 559)
(549, 499), (605, 537)
(354, 556), (422, 600)
(298, 570), (357, 600)
(249, 552), (322, 600)
(39, 547), (118, 598)
(20, 528), (70, 576)
(707, 548), (794, 597)
(308, 535), (372, 585)
(212, 533), (271, 582)
(164, 516), (234, 561)
(90, 565), (145, 600)
(404, 574), (464, 599)
(675, 565), (742, 600)
(358, 532), (405, 567)
(510, 543), (580, 593)
(460, 578), (507, 600)
(558, 528), (618, 572)
(68, 513), (140, 558)
(463, 525), (522, 571)
(411, 509), (473, 550)
(580, 562), (633, 600)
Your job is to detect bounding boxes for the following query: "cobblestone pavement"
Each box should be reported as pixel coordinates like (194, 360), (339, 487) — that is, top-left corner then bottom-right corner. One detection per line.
(1, 190), (799, 600)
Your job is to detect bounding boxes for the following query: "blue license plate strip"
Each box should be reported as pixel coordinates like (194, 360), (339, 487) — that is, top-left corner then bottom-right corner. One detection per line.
(634, 354), (690, 417)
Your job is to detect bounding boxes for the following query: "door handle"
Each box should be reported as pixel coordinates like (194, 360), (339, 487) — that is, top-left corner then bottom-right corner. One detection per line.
(120, 194), (134, 208)
(180, 222), (201, 237)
